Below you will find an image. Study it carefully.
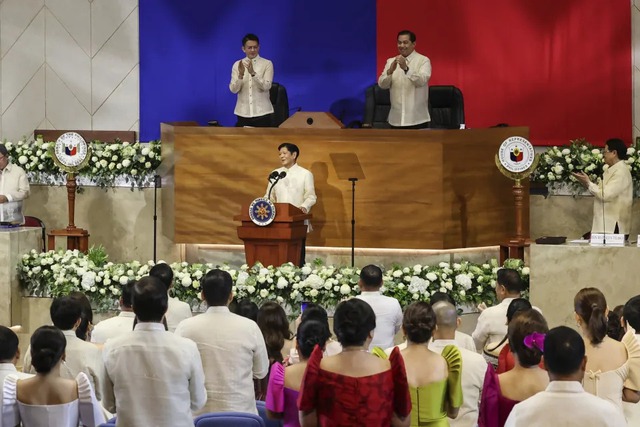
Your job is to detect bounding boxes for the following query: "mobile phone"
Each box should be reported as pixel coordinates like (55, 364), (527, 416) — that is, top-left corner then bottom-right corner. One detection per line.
(301, 301), (310, 313)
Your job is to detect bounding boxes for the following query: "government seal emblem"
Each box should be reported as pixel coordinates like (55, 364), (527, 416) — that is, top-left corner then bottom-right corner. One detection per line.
(249, 197), (276, 226)
(497, 136), (535, 173)
(52, 132), (91, 173)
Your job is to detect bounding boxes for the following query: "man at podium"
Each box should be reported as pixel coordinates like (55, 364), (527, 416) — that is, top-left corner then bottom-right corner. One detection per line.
(0, 143), (30, 225)
(266, 143), (316, 264)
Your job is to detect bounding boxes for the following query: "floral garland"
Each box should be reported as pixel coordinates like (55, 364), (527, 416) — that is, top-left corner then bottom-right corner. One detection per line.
(3, 138), (161, 189)
(18, 247), (529, 313)
(532, 138), (640, 195)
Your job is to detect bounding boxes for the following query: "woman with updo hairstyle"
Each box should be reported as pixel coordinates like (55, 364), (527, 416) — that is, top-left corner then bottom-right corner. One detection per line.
(574, 287), (640, 415)
(495, 298), (545, 373)
(265, 320), (330, 426)
(1, 326), (105, 427)
(479, 309), (549, 427)
(68, 291), (94, 342)
(399, 301), (462, 426)
(298, 298), (411, 426)
(288, 303), (342, 364)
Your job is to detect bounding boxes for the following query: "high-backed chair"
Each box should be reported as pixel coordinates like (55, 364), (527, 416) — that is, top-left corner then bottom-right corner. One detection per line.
(23, 216), (46, 252)
(270, 82), (289, 127)
(256, 400), (283, 427)
(428, 85), (465, 129)
(194, 412), (266, 427)
(363, 84), (392, 128)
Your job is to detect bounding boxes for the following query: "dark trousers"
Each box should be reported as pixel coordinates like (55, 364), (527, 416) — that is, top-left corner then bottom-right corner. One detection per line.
(235, 114), (272, 127)
(389, 121), (430, 129)
(299, 238), (306, 267)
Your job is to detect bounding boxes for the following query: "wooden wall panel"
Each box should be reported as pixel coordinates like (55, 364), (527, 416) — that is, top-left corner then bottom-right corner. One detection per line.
(161, 125), (529, 249)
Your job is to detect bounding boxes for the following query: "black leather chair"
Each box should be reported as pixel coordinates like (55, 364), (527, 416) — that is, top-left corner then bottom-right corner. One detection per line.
(269, 82), (289, 127)
(429, 85), (465, 129)
(363, 84), (392, 128)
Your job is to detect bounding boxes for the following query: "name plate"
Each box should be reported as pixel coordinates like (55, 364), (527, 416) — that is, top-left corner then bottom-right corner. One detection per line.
(590, 233), (625, 247)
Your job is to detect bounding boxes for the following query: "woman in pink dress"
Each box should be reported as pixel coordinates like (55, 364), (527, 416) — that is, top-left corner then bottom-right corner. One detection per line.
(266, 320), (330, 426)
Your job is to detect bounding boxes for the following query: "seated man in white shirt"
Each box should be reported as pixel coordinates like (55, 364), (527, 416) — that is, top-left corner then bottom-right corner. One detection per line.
(175, 269), (269, 415)
(430, 302), (487, 427)
(505, 326), (625, 427)
(103, 276), (207, 426)
(356, 265), (403, 350)
(0, 326), (32, 387)
(472, 268), (524, 353)
(91, 281), (136, 344)
(23, 296), (105, 401)
(149, 262), (192, 332)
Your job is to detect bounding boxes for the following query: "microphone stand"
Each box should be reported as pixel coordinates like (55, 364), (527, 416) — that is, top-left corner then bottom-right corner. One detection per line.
(267, 176), (281, 201)
(348, 178), (358, 267)
(153, 174), (161, 262)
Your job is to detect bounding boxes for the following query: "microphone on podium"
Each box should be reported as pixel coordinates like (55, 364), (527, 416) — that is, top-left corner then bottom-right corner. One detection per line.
(267, 171), (286, 200)
(268, 171), (279, 181)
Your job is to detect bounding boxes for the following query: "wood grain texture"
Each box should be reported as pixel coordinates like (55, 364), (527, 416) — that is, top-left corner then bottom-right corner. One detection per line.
(161, 125), (529, 249)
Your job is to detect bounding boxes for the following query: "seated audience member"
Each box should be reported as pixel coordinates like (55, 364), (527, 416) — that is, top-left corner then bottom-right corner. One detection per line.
(266, 320), (330, 427)
(175, 269), (269, 414)
(607, 304), (625, 341)
(575, 288), (640, 416)
(356, 264), (403, 350)
(289, 303), (342, 364)
(430, 292), (477, 352)
(233, 299), (259, 322)
(495, 299), (538, 374)
(472, 269), (526, 359)
(298, 298), (411, 427)
(3, 325), (105, 427)
(0, 326), (32, 389)
(103, 276), (206, 426)
(623, 295), (640, 423)
(400, 302), (462, 426)
(91, 282), (136, 344)
(149, 262), (192, 332)
(68, 291), (94, 341)
(23, 296), (104, 401)
(479, 309), (549, 427)
(505, 326), (626, 427)
(431, 301), (487, 427)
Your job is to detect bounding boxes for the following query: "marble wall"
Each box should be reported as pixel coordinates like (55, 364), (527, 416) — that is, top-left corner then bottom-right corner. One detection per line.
(0, 0), (139, 142)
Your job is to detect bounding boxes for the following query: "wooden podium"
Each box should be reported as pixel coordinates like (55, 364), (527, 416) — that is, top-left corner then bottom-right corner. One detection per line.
(235, 203), (311, 267)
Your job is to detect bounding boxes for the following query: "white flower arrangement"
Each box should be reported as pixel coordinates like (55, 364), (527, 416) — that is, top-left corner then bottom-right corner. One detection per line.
(18, 249), (530, 313)
(4, 138), (161, 189)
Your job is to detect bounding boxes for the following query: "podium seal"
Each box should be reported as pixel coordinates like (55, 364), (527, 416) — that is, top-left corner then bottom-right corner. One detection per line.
(249, 197), (276, 226)
(52, 132), (91, 173)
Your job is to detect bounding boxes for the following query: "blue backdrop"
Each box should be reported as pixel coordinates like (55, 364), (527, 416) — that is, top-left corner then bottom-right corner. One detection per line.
(139, 0), (377, 140)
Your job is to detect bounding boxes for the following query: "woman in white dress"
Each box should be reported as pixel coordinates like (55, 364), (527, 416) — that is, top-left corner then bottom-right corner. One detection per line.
(2, 325), (106, 427)
(575, 287), (640, 417)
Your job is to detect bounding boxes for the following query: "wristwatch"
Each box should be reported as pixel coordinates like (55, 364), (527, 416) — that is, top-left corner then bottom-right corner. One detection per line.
(404, 67), (409, 74)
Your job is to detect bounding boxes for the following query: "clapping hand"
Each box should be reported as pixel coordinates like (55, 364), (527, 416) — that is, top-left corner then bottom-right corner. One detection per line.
(238, 60), (245, 78)
(571, 171), (590, 188)
(245, 59), (255, 76)
(387, 59), (398, 75)
(396, 55), (408, 71)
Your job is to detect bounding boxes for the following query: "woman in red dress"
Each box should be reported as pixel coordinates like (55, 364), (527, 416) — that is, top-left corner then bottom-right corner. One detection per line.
(298, 298), (411, 427)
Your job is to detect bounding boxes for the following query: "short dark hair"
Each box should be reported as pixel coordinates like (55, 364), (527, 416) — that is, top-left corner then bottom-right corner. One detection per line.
(624, 295), (640, 331)
(30, 326), (66, 374)
(333, 299), (376, 347)
(605, 138), (627, 160)
(132, 276), (169, 322)
(50, 296), (83, 330)
(233, 299), (258, 322)
(506, 298), (532, 323)
(121, 281), (135, 308)
(430, 291), (456, 307)
(242, 33), (259, 46)
(508, 309), (549, 367)
(257, 301), (293, 363)
(397, 30), (416, 43)
(301, 303), (330, 330)
(544, 326), (585, 375)
(297, 320), (330, 359)
(149, 263), (174, 291)
(202, 269), (233, 306)
(403, 302), (437, 344)
(574, 287), (608, 345)
(607, 305), (625, 341)
(0, 326), (19, 361)
(0, 144), (8, 157)
(496, 268), (523, 294)
(68, 291), (93, 341)
(278, 142), (300, 160)
(360, 264), (382, 288)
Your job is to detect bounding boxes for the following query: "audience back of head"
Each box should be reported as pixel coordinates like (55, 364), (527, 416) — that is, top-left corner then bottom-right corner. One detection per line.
(574, 287), (608, 345)
(301, 303), (330, 330)
(149, 263), (174, 291)
(507, 309), (548, 367)
(333, 299), (376, 347)
(296, 320), (330, 360)
(201, 269), (233, 306)
(68, 291), (93, 341)
(121, 281), (135, 309)
(403, 301), (437, 343)
(430, 292), (456, 307)
(607, 305), (625, 341)
(623, 295), (640, 331)
(359, 264), (383, 289)
(544, 326), (586, 378)
(133, 276), (169, 322)
(233, 299), (259, 322)
(257, 301), (292, 363)
(50, 296), (83, 330)
(0, 326), (19, 362)
(30, 325), (66, 374)
(497, 268), (523, 295)
(431, 301), (457, 330)
(507, 298), (532, 323)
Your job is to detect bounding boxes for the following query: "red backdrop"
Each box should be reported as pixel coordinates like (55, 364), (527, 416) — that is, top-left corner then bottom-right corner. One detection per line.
(377, 0), (631, 146)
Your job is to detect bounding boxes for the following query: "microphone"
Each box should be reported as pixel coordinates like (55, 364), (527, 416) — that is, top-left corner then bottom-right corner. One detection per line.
(278, 171), (287, 179)
(267, 171), (286, 201)
(268, 171), (279, 181)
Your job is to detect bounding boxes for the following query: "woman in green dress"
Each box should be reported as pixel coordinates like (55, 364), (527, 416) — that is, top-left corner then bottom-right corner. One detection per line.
(400, 302), (463, 426)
